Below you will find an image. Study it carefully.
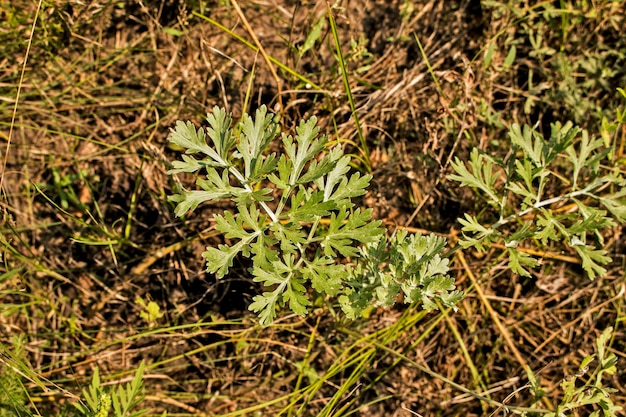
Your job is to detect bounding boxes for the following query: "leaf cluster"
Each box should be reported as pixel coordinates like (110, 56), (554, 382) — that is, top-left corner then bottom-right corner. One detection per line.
(339, 229), (463, 319)
(450, 121), (625, 278)
(540, 328), (622, 417)
(74, 362), (147, 417)
(167, 106), (461, 325)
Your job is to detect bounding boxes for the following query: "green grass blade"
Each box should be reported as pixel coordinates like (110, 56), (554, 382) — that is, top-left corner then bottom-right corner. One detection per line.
(326, 3), (371, 172)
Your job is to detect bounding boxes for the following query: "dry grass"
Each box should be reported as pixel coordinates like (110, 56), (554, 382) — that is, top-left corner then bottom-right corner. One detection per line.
(1, 0), (625, 416)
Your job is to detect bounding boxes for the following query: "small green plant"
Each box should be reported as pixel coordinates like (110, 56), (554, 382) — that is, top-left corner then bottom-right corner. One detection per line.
(73, 362), (147, 417)
(340, 229), (461, 319)
(135, 296), (164, 328)
(167, 106), (462, 325)
(527, 327), (622, 417)
(450, 120), (626, 278)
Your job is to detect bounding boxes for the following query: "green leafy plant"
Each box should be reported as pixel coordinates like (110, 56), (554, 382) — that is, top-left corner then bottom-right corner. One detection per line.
(340, 229), (462, 319)
(480, 1), (626, 126)
(526, 327), (622, 417)
(135, 296), (164, 328)
(167, 106), (462, 325)
(73, 362), (147, 417)
(450, 120), (626, 278)
(548, 327), (622, 417)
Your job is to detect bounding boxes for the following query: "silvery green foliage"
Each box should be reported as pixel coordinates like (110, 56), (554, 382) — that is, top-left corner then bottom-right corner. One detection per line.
(340, 229), (462, 319)
(167, 106), (461, 325)
(450, 121), (626, 279)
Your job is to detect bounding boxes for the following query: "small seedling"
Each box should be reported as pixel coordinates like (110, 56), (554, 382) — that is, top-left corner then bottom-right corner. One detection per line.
(135, 296), (164, 328)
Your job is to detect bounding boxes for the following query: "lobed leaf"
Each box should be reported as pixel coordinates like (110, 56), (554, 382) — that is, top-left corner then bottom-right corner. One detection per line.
(597, 187), (626, 222)
(566, 130), (605, 189)
(270, 221), (307, 254)
(168, 120), (225, 165)
(572, 244), (610, 280)
(321, 207), (383, 258)
(303, 257), (347, 296)
(544, 121), (577, 163)
(535, 209), (570, 244)
(449, 149), (502, 208)
(282, 116), (326, 185)
(250, 255), (311, 323)
(169, 188), (230, 217)
(203, 241), (248, 278)
(507, 247), (539, 277)
(285, 188), (336, 222)
(249, 290), (281, 326)
(205, 106), (235, 161)
(237, 106), (279, 179)
(325, 172), (372, 207)
(167, 154), (218, 174)
(509, 123), (545, 166)
(457, 213), (498, 251)
(298, 146), (341, 185)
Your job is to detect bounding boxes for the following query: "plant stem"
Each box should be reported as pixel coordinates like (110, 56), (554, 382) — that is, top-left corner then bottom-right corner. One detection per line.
(493, 186), (595, 230)
(228, 165), (280, 224)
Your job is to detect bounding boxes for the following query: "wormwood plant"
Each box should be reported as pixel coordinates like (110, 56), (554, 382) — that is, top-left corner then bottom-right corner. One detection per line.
(450, 120), (626, 278)
(73, 362), (147, 417)
(527, 327), (622, 417)
(547, 327), (622, 417)
(167, 106), (462, 325)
